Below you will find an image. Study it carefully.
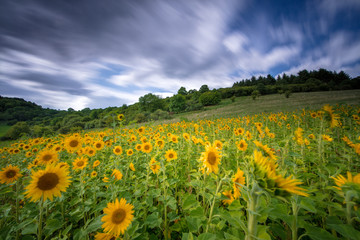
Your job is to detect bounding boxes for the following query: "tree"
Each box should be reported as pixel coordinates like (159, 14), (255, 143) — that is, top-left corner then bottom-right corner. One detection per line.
(169, 94), (186, 113)
(138, 93), (164, 113)
(199, 84), (210, 93)
(177, 87), (188, 95)
(199, 91), (221, 106)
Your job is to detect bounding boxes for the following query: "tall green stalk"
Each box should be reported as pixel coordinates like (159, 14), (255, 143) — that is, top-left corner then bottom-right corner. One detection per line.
(246, 183), (260, 240)
(205, 177), (223, 233)
(38, 197), (45, 240)
(291, 196), (300, 240)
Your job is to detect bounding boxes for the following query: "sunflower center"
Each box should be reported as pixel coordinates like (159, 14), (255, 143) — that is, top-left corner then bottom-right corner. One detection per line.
(144, 145), (150, 150)
(112, 209), (126, 224)
(37, 173), (59, 190)
(169, 153), (174, 158)
(115, 148), (121, 153)
(96, 144), (101, 148)
(207, 152), (217, 165)
(43, 154), (52, 162)
(6, 170), (16, 178)
(69, 140), (79, 148)
(77, 161), (84, 167)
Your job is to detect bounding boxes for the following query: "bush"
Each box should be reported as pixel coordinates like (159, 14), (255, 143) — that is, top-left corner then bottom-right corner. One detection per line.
(32, 125), (54, 137)
(134, 113), (147, 123)
(186, 100), (203, 111)
(150, 109), (171, 121)
(251, 90), (260, 100)
(199, 91), (221, 106)
(3, 121), (30, 140)
(285, 90), (292, 98)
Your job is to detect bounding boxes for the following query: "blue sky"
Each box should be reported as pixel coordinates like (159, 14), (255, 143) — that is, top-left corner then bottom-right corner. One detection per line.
(1, 0), (359, 110)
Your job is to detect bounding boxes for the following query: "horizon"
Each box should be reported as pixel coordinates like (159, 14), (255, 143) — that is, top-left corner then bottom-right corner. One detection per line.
(1, 0), (360, 110)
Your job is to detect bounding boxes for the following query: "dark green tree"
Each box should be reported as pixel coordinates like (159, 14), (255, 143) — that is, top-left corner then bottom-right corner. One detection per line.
(169, 94), (186, 113)
(138, 93), (164, 113)
(199, 84), (210, 93)
(177, 87), (188, 95)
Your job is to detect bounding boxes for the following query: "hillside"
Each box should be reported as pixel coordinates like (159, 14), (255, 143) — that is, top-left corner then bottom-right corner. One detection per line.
(1, 66), (360, 140)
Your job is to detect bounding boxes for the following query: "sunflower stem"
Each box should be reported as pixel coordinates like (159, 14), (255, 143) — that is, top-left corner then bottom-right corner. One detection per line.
(161, 160), (169, 240)
(291, 196), (300, 240)
(38, 197), (45, 240)
(205, 177), (222, 233)
(15, 180), (20, 240)
(246, 184), (259, 240)
(345, 190), (354, 226)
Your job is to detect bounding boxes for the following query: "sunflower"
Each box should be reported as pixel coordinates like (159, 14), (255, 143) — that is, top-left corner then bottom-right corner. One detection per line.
(85, 146), (96, 157)
(113, 146), (123, 155)
(26, 152), (33, 158)
(332, 171), (360, 190)
(126, 149), (134, 156)
(58, 162), (70, 170)
(236, 140), (248, 151)
(253, 140), (277, 161)
(95, 232), (117, 240)
(183, 133), (190, 141)
(222, 190), (235, 205)
(253, 150), (277, 174)
(93, 160), (101, 168)
(112, 169), (123, 181)
(273, 174), (309, 197)
(91, 171), (98, 178)
(137, 126), (145, 135)
(150, 159), (161, 174)
(73, 157), (89, 171)
(322, 134), (333, 142)
(101, 198), (134, 236)
(129, 163), (135, 171)
(310, 112), (317, 118)
(0, 165), (22, 184)
(156, 139), (165, 149)
(170, 134), (178, 143)
(64, 135), (82, 152)
(94, 140), (105, 150)
(308, 134), (315, 140)
(245, 131), (252, 140)
(142, 142), (152, 153)
(24, 164), (71, 202)
(36, 149), (59, 165)
(232, 168), (246, 199)
(165, 149), (177, 162)
(135, 144), (142, 151)
(214, 140), (223, 149)
(117, 114), (124, 121)
(199, 144), (221, 174)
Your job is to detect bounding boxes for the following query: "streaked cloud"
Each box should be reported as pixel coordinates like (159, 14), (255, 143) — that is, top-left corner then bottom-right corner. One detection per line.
(0, 0), (359, 110)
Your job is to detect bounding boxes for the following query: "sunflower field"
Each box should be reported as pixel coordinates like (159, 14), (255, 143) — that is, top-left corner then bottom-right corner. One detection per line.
(1, 104), (360, 240)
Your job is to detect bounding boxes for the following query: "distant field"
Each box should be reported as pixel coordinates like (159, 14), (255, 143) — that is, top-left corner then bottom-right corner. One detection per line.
(171, 89), (360, 122)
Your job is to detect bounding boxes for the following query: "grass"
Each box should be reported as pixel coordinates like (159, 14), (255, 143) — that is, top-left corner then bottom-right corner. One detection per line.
(0, 124), (10, 138)
(170, 89), (360, 122)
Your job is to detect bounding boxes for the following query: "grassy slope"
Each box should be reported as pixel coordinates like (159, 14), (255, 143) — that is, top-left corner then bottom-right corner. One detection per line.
(170, 89), (360, 122)
(0, 124), (10, 138)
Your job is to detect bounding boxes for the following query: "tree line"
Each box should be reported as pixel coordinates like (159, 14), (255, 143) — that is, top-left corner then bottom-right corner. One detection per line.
(1, 68), (359, 140)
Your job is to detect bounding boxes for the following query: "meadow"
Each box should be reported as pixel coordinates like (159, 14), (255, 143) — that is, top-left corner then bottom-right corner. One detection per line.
(1, 102), (360, 239)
